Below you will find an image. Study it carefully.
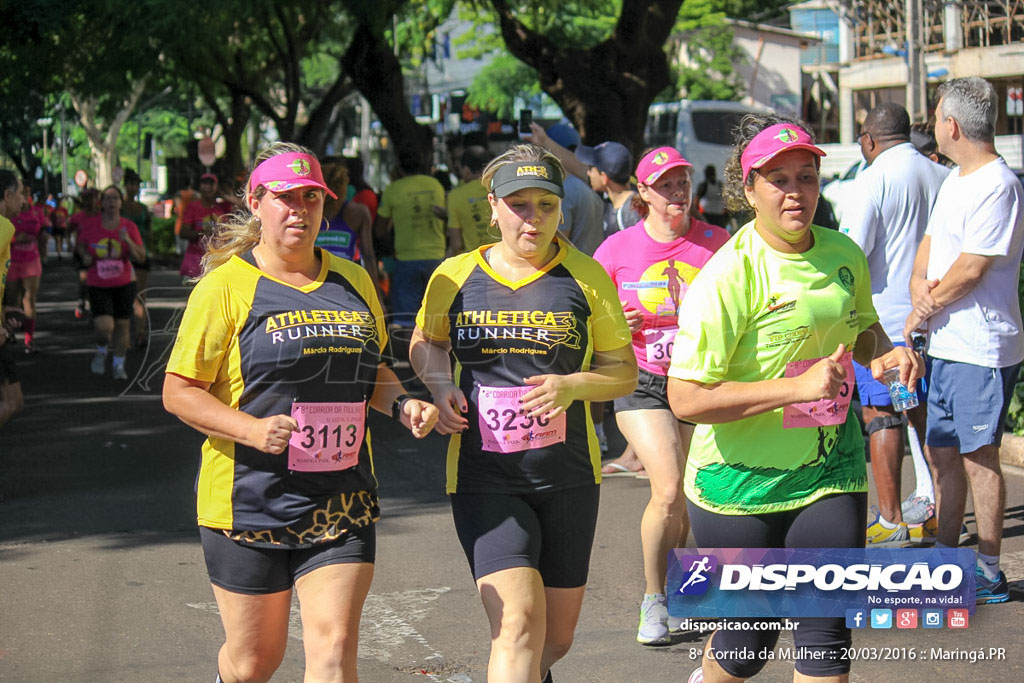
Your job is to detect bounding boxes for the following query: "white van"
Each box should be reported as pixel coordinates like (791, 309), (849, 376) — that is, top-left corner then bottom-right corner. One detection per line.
(644, 99), (766, 191)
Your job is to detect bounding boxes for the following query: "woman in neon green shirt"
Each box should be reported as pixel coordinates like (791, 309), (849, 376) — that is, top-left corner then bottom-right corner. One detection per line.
(667, 115), (924, 683)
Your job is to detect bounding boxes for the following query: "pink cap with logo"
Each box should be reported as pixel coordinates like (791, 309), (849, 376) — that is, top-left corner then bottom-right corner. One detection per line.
(636, 147), (693, 186)
(740, 123), (825, 180)
(248, 152), (337, 199)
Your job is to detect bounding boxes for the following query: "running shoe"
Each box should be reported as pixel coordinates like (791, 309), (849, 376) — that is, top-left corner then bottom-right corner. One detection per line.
(901, 495), (934, 525)
(866, 507), (910, 547)
(112, 364), (128, 380)
(975, 566), (1009, 605)
(90, 351), (107, 376)
(637, 594), (671, 646)
(668, 614), (684, 634)
(909, 516), (937, 545)
(908, 517), (971, 546)
(687, 667), (704, 683)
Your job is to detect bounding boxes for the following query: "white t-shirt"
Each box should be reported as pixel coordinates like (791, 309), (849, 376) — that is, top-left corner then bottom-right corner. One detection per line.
(925, 157), (1024, 368)
(841, 143), (949, 342)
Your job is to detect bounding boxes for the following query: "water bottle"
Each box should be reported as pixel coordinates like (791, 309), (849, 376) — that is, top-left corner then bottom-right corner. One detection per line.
(884, 367), (919, 411)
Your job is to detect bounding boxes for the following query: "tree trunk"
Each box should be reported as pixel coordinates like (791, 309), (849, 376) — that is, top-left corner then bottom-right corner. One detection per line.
(297, 69), (354, 155)
(491, 0), (683, 156)
(70, 80), (147, 188)
(343, 21), (433, 172)
(222, 93), (252, 180)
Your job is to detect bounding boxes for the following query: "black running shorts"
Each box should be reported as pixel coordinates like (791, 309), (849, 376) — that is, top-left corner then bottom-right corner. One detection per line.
(199, 523), (376, 595)
(449, 484), (600, 588)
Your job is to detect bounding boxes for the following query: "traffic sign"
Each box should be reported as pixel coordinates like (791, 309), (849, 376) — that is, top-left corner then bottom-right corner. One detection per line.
(74, 169), (88, 188)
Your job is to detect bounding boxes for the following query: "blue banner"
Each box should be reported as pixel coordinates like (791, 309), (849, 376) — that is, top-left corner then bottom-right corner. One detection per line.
(667, 548), (977, 618)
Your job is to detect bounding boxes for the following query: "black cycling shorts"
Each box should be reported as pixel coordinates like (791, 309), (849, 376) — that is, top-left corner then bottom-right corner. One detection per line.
(0, 342), (18, 384)
(687, 492), (867, 677)
(449, 484), (600, 588)
(88, 284), (135, 319)
(199, 523), (375, 595)
(614, 367), (693, 424)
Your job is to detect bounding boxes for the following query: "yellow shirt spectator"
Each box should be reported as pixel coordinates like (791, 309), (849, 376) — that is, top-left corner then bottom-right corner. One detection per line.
(378, 174), (446, 261)
(446, 179), (494, 253)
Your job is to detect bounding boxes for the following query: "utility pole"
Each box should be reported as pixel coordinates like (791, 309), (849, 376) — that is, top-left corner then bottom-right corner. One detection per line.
(906, 0), (927, 123)
(37, 118), (52, 198)
(59, 105), (69, 197)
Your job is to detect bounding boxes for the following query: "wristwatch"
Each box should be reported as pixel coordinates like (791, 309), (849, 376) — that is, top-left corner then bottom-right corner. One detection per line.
(391, 393), (413, 420)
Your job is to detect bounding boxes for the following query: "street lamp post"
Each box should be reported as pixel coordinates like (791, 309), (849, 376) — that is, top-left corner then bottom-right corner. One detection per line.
(37, 117), (53, 198)
(59, 105), (69, 198)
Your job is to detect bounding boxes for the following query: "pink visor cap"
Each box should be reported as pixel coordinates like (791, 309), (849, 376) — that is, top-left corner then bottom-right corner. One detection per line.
(249, 152), (337, 199)
(636, 147), (692, 185)
(740, 123), (825, 180)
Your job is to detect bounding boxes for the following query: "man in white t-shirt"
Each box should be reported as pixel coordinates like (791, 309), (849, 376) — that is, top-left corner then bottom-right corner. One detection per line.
(905, 77), (1024, 605)
(841, 103), (949, 547)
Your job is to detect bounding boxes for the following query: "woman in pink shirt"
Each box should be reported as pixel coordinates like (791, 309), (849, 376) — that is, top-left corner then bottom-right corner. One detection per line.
(592, 147), (730, 646)
(75, 186), (146, 380)
(5, 183), (47, 352)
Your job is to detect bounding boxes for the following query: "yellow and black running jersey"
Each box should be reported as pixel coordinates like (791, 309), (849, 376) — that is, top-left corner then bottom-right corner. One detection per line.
(416, 237), (631, 494)
(167, 249), (387, 533)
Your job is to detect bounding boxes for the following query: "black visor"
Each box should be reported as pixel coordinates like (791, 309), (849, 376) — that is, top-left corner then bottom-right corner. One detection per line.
(489, 161), (564, 198)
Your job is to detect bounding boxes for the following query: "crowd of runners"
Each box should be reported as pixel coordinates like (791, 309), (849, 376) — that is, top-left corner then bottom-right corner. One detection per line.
(2, 75), (1022, 683)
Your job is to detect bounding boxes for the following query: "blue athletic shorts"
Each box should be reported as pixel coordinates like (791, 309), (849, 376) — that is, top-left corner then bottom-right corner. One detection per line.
(853, 341), (930, 408)
(391, 258), (442, 327)
(926, 358), (1020, 453)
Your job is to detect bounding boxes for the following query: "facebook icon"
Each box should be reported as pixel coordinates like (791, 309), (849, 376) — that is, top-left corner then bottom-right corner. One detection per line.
(845, 609), (867, 629)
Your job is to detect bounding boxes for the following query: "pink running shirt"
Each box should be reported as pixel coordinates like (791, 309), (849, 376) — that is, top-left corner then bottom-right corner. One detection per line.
(593, 218), (730, 375)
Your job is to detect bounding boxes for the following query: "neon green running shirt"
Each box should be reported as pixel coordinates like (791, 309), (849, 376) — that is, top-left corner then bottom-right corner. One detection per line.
(668, 222), (878, 515)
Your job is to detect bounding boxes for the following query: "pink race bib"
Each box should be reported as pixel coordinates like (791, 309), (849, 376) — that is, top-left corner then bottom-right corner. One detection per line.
(783, 352), (854, 429)
(96, 259), (125, 280)
(644, 327), (678, 368)
(477, 385), (567, 454)
(288, 402), (365, 471)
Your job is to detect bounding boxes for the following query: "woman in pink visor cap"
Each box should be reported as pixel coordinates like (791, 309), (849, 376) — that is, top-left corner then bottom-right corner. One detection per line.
(593, 146), (731, 646)
(163, 142), (438, 682)
(665, 116), (924, 683)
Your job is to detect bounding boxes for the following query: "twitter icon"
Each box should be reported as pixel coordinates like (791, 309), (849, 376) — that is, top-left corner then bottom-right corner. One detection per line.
(870, 609), (892, 629)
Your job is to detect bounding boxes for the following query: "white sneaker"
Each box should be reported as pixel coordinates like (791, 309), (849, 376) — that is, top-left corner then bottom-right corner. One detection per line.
(91, 351), (107, 375)
(112, 364), (128, 380)
(668, 615), (684, 634)
(637, 594), (671, 645)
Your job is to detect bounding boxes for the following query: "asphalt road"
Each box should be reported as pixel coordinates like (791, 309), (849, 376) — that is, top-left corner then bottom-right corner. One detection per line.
(2, 260), (1024, 682)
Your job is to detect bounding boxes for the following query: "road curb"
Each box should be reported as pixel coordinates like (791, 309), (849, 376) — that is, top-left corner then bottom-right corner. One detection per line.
(1001, 433), (1024, 468)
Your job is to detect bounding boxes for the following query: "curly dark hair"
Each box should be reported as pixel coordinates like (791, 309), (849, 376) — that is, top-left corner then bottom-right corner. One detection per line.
(722, 113), (817, 215)
(629, 147), (657, 219)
